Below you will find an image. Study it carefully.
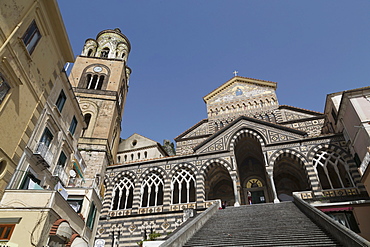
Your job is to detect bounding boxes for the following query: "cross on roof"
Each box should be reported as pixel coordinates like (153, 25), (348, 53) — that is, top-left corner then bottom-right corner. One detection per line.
(233, 70), (238, 77)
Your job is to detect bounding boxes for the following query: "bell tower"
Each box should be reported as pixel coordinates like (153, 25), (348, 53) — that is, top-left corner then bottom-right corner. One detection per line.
(69, 28), (131, 188)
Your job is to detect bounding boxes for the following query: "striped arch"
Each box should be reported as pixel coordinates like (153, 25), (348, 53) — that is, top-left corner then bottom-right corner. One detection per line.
(169, 162), (198, 177)
(268, 148), (308, 167)
(199, 158), (236, 205)
(112, 170), (137, 184)
(169, 163), (197, 205)
(307, 144), (365, 194)
(139, 166), (166, 183)
(102, 170), (137, 216)
(199, 158), (233, 178)
(139, 167), (166, 208)
(229, 128), (266, 152)
(268, 149), (316, 198)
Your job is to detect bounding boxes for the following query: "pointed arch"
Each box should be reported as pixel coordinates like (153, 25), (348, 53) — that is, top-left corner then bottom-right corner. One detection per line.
(170, 163), (197, 204)
(228, 128), (266, 152)
(270, 149), (311, 200)
(307, 144), (362, 193)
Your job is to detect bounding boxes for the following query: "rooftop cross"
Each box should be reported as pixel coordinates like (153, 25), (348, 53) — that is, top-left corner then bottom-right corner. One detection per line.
(233, 70), (238, 77)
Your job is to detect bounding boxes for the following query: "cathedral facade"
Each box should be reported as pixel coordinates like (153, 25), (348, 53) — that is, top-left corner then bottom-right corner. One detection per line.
(95, 76), (367, 246)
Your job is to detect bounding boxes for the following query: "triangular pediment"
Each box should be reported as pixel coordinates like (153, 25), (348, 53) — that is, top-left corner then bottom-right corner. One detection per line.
(203, 76), (277, 106)
(118, 133), (158, 152)
(194, 116), (307, 154)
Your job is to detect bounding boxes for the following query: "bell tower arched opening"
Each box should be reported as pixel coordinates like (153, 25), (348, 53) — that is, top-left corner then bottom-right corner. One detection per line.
(205, 164), (234, 205)
(234, 132), (270, 204)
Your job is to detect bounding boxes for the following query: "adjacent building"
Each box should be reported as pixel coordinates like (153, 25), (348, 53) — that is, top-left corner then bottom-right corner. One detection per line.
(0, 0), (74, 200)
(0, 1), (132, 245)
(324, 86), (370, 193)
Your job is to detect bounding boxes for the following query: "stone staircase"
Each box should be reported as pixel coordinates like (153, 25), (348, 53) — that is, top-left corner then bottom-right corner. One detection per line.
(183, 202), (342, 247)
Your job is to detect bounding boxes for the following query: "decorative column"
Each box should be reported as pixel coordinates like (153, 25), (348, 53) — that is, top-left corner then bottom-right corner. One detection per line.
(232, 176), (241, 207)
(267, 172), (280, 203)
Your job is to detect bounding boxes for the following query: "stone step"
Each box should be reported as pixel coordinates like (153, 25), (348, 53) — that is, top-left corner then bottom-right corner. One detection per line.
(183, 202), (342, 247)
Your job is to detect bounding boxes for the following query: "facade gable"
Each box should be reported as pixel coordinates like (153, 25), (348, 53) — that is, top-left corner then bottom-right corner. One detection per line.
(195, 117), (307, 154)
(206, 81), (276, 107)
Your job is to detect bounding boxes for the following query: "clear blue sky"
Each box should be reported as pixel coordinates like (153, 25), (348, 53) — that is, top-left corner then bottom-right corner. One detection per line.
(58, 1), (370, 144)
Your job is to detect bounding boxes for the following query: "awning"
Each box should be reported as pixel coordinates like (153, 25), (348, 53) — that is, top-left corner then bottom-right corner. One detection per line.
(50, 219), (72, 241)
(73, 162), (85, 182)
(71, 237), (88, 247)
(320, 207), (353, 212)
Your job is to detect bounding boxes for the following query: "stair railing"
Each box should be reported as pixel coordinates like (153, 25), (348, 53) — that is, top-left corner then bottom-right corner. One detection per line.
(293, 194), (370, 247)
(160, 200), (220, 247)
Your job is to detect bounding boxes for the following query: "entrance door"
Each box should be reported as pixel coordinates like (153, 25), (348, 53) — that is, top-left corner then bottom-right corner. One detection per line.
(251, 190), (265, 204)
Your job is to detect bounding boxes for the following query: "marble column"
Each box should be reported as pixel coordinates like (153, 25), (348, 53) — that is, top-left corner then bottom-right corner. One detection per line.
(268, 172), (280, 203)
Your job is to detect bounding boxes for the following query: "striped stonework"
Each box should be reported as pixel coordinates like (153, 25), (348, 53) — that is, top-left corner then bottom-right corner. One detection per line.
(229, 128), (266, 152)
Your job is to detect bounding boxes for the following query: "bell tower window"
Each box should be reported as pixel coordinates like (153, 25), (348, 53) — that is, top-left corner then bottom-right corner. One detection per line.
(100, 48), (109, 58)
(86, 74), (105, 90)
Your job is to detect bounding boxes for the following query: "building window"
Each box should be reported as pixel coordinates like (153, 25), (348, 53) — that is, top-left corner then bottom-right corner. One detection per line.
(326, 211), (360, 233)
(22, 20), (41, 54)
(86, 74), (104, 90)
(171, 168), (196, 204)
(331, 108), (338, 122)
(87, 49), (93, 57)
(57, 151), (67, 168)
(82, 113), (91, 136)
(69, 116), (78, 135)
(67, 198), (83, 213)
(111, 177), (134, 210)
(0, 224), (15, 240)
(100, 48), (109, 58)
(38, 128), (53, 149)
(55, 90), (66, 112)
(20, 170), (41, 189)
(87, 202), (97, 229)
(0, 73), (11, 105)
(141, 173), (164, 207)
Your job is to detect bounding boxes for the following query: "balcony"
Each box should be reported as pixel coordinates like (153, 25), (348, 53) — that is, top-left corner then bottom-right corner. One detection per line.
(0, 189), (85, 233)
(33, 142), (54, 168)
(53, 165), (69, 186)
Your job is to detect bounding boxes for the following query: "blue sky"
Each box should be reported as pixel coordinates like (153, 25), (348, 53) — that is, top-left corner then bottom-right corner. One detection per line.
(58, 1), (370, 144)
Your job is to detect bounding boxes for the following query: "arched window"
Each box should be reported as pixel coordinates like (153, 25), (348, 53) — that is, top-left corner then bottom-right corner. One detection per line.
(214, 122), (219, 131)
(270, 113), (276, 123)
(82, 113), (92, 136)
(100, 48), (109, 58)
(118, 156), (121, 163)
(138, 153), (141, 160)
(144, 152), (148, 159)
(111, 177), (134, 210)
(122, 53), (125, 58)
(171, 168), (196, 204)
(124, 155), (127, 162)
(87, 74), (99, 89)
(87, 49), (93, 57)
(313, 149), (354, 190)
(131, 154), (134, 161)
(97, 75), (104, 90)
(140, 173), (164, 207)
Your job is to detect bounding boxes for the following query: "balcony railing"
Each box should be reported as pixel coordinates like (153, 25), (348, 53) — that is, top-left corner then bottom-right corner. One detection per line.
(53, 165), (69, 186)
(33, 142), (54, 168)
